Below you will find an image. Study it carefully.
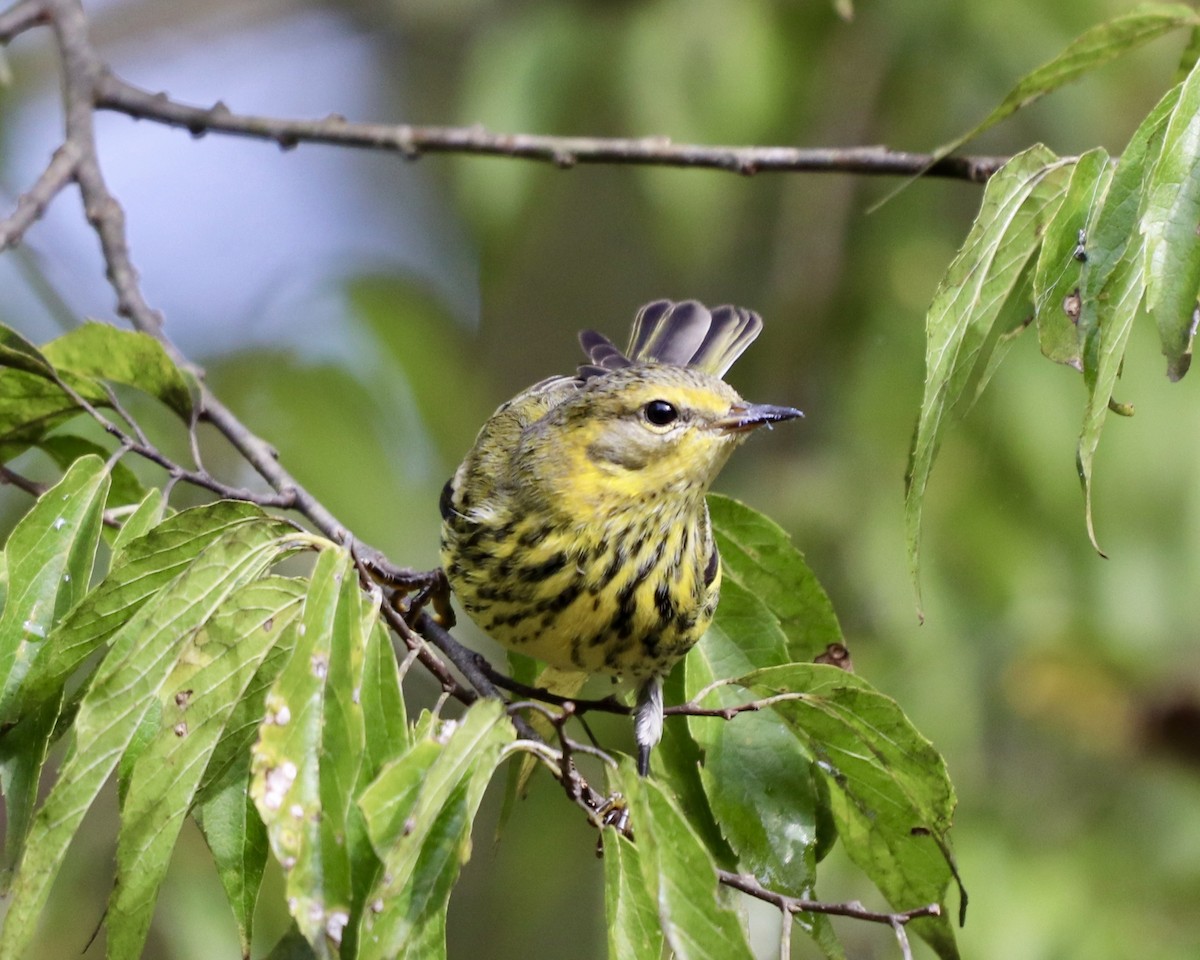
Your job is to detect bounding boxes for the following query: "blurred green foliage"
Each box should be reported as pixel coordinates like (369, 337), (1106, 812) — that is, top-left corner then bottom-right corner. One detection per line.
(3, 0), (1200, 958)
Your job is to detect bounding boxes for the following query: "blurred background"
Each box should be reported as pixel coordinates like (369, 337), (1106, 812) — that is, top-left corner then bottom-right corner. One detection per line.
(3, 0), (1200, 957)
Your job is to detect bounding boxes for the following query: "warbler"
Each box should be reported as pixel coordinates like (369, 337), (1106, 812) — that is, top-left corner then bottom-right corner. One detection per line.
(439, 299), (801, 774)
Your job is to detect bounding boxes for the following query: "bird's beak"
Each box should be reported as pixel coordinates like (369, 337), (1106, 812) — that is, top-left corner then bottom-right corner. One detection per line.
(714, 402), (804, 434)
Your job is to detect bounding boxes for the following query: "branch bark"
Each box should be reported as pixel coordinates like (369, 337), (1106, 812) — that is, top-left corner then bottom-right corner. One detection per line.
(92, 70), (1008, 182)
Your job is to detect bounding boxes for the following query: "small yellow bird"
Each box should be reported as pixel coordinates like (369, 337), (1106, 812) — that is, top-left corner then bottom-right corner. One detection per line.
(440, 300), (801, 773)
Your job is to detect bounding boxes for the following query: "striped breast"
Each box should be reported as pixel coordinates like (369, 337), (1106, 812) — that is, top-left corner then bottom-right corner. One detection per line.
(441, 490), (721, 681)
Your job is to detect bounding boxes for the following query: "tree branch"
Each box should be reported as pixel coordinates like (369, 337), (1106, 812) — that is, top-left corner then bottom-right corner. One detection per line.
(0, 142), (79, 251)
(716, 869), (939, 960)
(0, 0), (46, 44)
(91, 70), (1009, 184)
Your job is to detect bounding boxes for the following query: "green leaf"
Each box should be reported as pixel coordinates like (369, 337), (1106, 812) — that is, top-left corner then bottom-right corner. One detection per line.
(265, 924), (322, 960)
(107, 577), (305, 959)
(906, 145), (1071, 613)
(0, 455), (109, 717)
(0, 325), (56, 378)
(617, 761), (755, 960)
(603, 828), (665, 960)
(745, 664), (960, 960)
(195, 766), (271, 958)
(1078, 85), (1181, 551)
(108, 489), (168, 560)
(684, 585), (840, 954)
(250, 547), (371, 957)
(0, 370), (107, 463)
(1176, 24), (1200, 82)
(359, 621), (409, 787)
(0, 519), (303, 960)
(0, 697), (58, 892)
(698, 711), (825, 890)
(0, 456), (109, 874)
(708, 494), (842, 661)
(197, 598), (301, 802)
(653, 666), (736, 871)
(1032, 148), (1114, 368)
(8, 500), (276, 725)
(357, 699), (514, 960)
(41, 321), (197, 419)
(1143, 59), (1200, 380)
(936, 4), (1199, 161)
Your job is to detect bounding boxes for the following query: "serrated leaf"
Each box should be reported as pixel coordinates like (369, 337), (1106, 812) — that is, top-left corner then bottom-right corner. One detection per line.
(249, 548), (371, 958)
(906, 145), (1071, 613)
(107, 577), (305, 959)
(195, 767), (271, 958)
(1033, 148), (1114, 368)
(1143, 59), (1200, 380)
(708, 494), (842, 661)
(1078, 85), (1181, 551)
(0, 519), (303, 960)
(936, 4), (1199, 162)
(745, 664), (960, 960)
(603, 828), (665, 960)
(42, 321), (197, 419)
(0, 456), (109, 875)
(357, 699), (514, 960)
(616, 762), (755, 960)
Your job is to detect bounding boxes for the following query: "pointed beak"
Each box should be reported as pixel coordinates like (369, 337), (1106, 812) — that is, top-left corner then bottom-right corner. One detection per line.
(714, 402), (804, 434)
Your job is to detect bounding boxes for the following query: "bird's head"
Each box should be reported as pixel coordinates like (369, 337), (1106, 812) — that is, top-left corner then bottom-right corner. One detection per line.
(523, 363), (801, 509)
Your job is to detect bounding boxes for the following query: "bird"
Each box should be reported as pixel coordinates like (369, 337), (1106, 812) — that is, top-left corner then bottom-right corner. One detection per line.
(439, 299), (802, 775)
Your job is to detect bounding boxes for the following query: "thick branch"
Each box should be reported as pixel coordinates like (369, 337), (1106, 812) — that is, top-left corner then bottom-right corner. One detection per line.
(93, 71), (1008, 184)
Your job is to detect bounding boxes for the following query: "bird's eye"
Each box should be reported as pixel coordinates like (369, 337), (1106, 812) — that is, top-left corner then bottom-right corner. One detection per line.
(644, 400), (679, 426)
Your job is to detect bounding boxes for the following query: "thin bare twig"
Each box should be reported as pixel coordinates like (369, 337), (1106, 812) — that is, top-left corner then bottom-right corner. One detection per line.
(716, 869), (940, 935)
(375, 599), (470, 703)
(50, 367), (299, 507)
(665, 689), (810, 719)
(0, 142), (80, 250)
(0, 464), (46, 497)
(91, 70), (1009, 183)
(0, 0), (47, 44)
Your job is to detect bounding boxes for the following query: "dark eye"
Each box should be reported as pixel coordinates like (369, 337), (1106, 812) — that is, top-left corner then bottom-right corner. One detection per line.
(644, 400), (679, 426)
